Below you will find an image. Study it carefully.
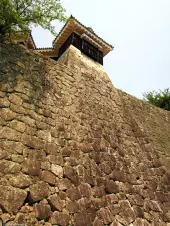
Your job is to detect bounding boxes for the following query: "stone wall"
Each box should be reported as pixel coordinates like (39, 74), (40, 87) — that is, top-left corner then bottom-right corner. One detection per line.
(0, 43), (170, 226)
(119, 90), (170, 170)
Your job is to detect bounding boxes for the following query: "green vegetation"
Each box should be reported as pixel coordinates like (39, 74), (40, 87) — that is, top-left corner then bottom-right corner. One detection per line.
(143, 88), (170, 111)
(0, 0), (67, 42)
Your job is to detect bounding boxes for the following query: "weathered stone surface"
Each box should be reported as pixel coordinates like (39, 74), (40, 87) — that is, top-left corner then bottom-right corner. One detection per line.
(67, 186), (81, 201)
(50, 211), (70, 226)
(47, 154), (64, 166)
(1, 42), (170, 225)
(110, 220), (122, 226)
(22, 134), (44, 149)
(144, 200), (162, 212)
(64, 166), (77, 183)
(0, 185), (27, 213)
(0, 97), (10, 107)
(79, 183), (91, 198)
(9, 120), (26, 132)
(9, 93), (23, 105)
(66, 200), (81, 214)
(22, 159), (41, 176)
(0, 160), (21, 173)
(0, 150), (8, 160)
(11, 154), (24, 163)
(117, 207), (136, 225)
(74, 208), (96, 226)
(49, 194), (64, 211)
(0, 127), (20, 140)
(41, 171), (56, 185)
(93, 217), (104, 226)
(62, 147), (71, 157)
(0, 108), (16, 121)
(20, 205), (34, 213)
(45, 143), (59, 155)
(9, 173), (32, 188)
(105, 181), (119, 194)
(51, 164), (63, 178)
(58, 178), (72, 191)
(29, 181), (49, 202)
(35, 202), (51, 220)
(1, 213), (11, 224)
(97, 208), (114, 224)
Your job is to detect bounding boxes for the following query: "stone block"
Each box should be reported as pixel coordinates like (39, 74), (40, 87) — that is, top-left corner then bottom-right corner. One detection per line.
(64, 166), (77, 180)
(0, 97), (10, 107)
(74, 208), (96, 226)
(36, 130), (51, 142)
(105, 180), (119, 194)
(35, 202), (51, 220)
(0, 150), (8, 160)
(47, 154), (64, 166)
(45, 143), (59, 155)
(61, 147), (71, 157)
(9, 173), (32, 188)
(67, 186), (81, 201)
(9, 93), (23, 105)
(66, 200), (80, 213)
(58, 178), (72, 191)
(0, 185), (27, 213)
(0, 127), (21, 141)
(51, 164), (63, 178)
(78, 183), (91, 198)
(29, 181), (49, 202)
(97, 208), (114, 224)
(50, 211), (70, 226)
(11, 154), (24, 163)
(0, 108), (16, 121)
(41, 171), (56, 185)
(92, 186), (105, 197)
(9, 120), (26, 133)
(93, 217), (104, 226)
(22, 134), (45, 150)
(0, 160), (21, 174)
(22, 159), (41, 176)
(49, 194), (64, 211)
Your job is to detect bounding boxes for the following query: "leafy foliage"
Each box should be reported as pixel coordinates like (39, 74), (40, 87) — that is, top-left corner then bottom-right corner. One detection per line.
(143, 88), (170, 111)
(0, 0), (67, 40)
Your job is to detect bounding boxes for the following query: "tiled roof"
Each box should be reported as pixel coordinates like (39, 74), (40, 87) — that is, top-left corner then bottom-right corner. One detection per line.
(52, 15), (113, 49)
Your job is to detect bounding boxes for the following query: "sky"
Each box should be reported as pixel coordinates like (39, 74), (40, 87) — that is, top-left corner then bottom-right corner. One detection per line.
(32, 0), (170, 98)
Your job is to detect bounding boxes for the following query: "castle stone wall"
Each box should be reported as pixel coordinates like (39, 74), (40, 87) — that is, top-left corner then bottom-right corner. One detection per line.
(119, 90), (170, 170)
(0, 43), (170, 225)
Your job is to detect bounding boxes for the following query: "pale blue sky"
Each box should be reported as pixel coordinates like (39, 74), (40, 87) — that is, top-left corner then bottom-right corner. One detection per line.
(32, 0), (170, 98)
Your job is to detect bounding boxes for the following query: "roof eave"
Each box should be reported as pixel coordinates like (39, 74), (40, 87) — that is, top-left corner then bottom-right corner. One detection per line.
(52, 16), (113, 52)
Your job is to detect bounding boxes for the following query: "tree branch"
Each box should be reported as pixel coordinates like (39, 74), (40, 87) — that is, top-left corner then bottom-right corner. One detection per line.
(19, 0), (33, 16)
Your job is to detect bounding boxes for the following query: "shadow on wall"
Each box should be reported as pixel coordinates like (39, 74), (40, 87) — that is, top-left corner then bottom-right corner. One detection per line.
(0, 43), (50, 107)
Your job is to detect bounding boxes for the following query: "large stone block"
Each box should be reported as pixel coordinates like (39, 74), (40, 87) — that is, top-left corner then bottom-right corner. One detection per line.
(0, 108), (16, 121)
(50, 211), (70, 226)
(51, 164), (63, 178)
(41, 171), (56, 185)
(9, 120), (26, 133)
(9, 93), (23, 105)
(49, 194), (64, 211)
(29, 181), (49, 202)
(105, 181), (119, 194)
(0, 185), (27, 213)
(34, 202), (51, 220)
(9, 173), (32, 188)
(22, 159), (41, 176)
(0, 160), (21, 174)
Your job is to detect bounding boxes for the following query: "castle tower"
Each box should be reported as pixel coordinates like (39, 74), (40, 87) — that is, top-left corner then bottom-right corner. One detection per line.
(34, 16), (113, 65)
